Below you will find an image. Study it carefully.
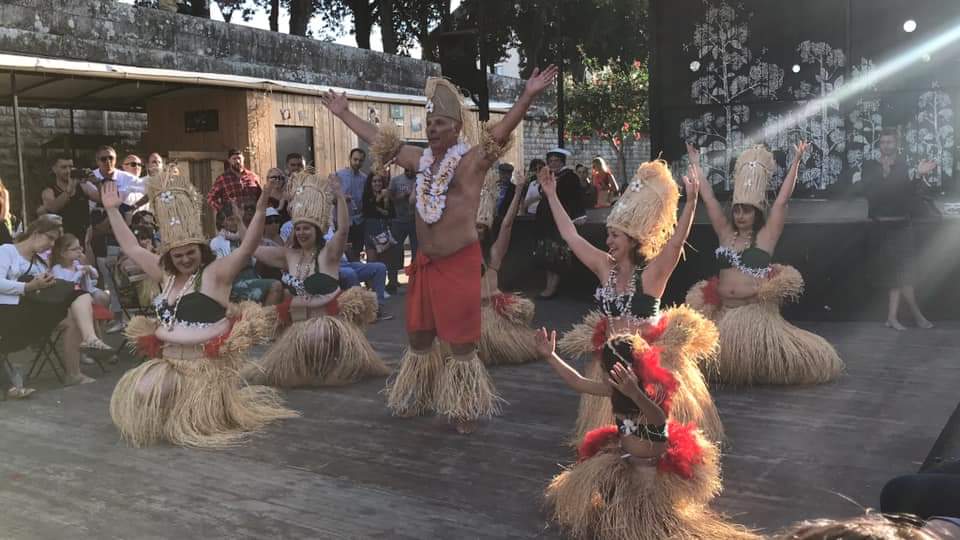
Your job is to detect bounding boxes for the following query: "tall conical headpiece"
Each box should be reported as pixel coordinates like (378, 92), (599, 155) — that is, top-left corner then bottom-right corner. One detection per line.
(147, 164), (206, 255)
(605, 160), (679, 261)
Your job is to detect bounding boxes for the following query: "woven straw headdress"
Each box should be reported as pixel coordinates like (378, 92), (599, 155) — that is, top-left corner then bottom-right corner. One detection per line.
(287, 168), (333, 231)
(732, 145), (775, 212)
(425, 77), (466, 123)
(605, 160), (679, 261)
(147, 165), (206, 255)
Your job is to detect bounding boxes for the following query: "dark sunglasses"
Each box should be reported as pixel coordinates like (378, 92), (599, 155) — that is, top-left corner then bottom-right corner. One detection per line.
(265, 216), (283, 224)
(98, 155), (116, 162)
(267, 175), (285, 181)
(125, 162), (143, 167)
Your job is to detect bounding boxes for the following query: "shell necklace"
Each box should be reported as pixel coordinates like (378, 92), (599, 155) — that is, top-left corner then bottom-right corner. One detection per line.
(156, 270), (201, 330)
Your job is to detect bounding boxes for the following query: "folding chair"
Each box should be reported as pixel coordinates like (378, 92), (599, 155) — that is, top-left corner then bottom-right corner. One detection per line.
(26, 327), (67, 384)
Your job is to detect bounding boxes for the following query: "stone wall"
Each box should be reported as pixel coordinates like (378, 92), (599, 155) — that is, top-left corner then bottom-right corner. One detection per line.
(0, 107), (146, 216)
(521, 119), (651, 181)
(0, 0), (438, 95)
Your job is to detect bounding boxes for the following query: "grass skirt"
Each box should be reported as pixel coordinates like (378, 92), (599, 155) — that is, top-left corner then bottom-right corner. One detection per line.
(563, 307), (724, 445)
(249, 288), (389, 387)
(111, 303), (298, 448)
(545, 431), (756, 540)
(479, 294), (539, 366)
(386, 346), (446, 417)
(687, 265), (843, 386)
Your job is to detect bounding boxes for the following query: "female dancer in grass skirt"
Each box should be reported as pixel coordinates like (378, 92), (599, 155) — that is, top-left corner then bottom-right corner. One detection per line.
(538, 331), (756, 540)
(685, 142), (843, 386)
(543, 161), (724, 444)
(106, 169), (296, 448)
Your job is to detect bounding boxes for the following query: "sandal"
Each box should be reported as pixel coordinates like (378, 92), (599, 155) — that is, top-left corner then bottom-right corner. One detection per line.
(80, 338), (114, 360)
(7, 386), (36, 399)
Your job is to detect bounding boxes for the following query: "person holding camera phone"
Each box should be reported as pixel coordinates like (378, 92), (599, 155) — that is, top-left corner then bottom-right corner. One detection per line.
(0, 215), (114, 392)
(39, 156), (99, 240)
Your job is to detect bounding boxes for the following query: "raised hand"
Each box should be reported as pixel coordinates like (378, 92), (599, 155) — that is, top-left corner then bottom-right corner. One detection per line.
(100, 180), (122, 210)
(917, 159), (938, 177)
(793, 140), (810, 162)
(320, 89), (349, 117)
(534, 327), (556, 359)
(685, 141), (701, 164)
(328, 174), (345, 198)
(682, 170), (700, 201)
(608, 362), (641, 398)
(524, 65), (560, 97)
(538, 166), (557, 197)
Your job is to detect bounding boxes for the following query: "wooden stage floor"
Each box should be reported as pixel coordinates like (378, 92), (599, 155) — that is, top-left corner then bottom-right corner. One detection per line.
(1, 297), (957, 539)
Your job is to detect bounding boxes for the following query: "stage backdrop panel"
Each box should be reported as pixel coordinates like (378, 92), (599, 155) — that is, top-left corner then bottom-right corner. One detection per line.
(651, 0), (960, 195)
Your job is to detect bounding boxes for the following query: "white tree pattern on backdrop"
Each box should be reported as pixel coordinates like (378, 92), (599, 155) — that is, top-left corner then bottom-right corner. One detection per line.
(906, 83), (954, 188)
(680, 1), (783, 190)
(846, 58), (882, 184)
(789, 41), (846, 190)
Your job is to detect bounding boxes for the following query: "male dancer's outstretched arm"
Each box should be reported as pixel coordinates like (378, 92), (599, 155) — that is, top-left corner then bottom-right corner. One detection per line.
(320, 91), (423, 171)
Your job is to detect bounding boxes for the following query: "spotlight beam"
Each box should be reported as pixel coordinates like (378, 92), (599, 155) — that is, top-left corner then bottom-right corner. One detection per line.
(751, 21), (960, 144)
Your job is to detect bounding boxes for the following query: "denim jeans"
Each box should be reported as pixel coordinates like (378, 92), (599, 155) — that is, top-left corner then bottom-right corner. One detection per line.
(390, 219), (417, 260)
(339, 261), (387, 305)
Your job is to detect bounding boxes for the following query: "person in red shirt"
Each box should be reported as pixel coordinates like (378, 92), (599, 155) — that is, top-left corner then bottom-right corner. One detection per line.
(207, 149), (262, 213)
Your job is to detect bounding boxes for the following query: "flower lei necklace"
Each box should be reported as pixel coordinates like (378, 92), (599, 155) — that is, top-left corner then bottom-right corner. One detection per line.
(415, 142), (471, 224)
(155, 270), (201, 330)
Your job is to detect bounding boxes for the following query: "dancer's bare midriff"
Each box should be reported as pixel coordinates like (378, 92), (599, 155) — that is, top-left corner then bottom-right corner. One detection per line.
(155, 319), (232, 346)
(289, 292), (340, 322)
(718, 268), (760, 308)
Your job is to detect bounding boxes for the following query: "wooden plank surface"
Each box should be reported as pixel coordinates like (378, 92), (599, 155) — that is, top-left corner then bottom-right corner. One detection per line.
(0, 298), (956, 539)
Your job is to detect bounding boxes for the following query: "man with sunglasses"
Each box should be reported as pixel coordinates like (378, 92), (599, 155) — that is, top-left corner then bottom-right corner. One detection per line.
(88, 145), (142, 332)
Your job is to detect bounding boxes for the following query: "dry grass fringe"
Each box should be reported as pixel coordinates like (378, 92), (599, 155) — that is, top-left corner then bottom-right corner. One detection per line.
(558, 311), (605, 359)
(685, 280), (721, 322)
(338, 286), (379, 328)
(370, 125), (404, 173)
(715, 302), (844, 386)
(546, 430), (755, 540)
(385, 346), (446, 417)
(479, 304), (540, 366)
(758, 264), (804, 305)
(479, 121), (514, 161)
(254, 315), (388, 388)
(110, 356), (297, 449)
(434, 353), (504, 422)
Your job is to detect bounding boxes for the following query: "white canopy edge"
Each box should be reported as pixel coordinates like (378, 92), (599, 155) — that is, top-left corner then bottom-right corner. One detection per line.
(0, 52), (513, 111)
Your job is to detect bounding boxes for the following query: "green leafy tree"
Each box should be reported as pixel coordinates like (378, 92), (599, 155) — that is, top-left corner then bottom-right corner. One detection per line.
(565, 55), (649, 182)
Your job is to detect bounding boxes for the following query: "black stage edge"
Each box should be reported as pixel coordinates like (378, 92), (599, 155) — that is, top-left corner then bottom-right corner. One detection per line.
(921, 400), (960, 472)
(500, 202), (960, 322)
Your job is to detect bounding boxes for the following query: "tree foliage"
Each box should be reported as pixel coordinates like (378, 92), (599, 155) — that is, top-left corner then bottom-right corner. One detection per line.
(452, 0), (649, 79)
(565, 54), (649, 181)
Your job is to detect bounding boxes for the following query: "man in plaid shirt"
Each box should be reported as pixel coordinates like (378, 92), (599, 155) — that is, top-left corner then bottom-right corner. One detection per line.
(207, 149), (262, 212)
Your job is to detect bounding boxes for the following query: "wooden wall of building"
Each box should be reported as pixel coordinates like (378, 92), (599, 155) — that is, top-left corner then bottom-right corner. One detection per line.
(143, 88), (250, 159)
(146, 87), (525, 192)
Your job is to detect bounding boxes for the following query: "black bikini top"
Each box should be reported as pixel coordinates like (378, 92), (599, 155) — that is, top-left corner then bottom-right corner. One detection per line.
(715, 243), (772, 278)
(282, 271), (339, 297)
(594, 266), (660, 321)
(153, 270), (227, 327)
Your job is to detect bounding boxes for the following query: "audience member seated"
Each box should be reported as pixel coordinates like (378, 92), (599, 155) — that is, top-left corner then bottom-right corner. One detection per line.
(114, 225), (161, 309)
(0, 215), (111, 388)
(211, 207), (283, 306)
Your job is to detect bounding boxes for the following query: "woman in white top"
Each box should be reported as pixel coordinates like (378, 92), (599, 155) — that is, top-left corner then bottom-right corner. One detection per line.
(0, 215), (112, 387)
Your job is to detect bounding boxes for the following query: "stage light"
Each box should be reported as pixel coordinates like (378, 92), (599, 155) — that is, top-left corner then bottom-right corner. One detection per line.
(751, 18), (960, 145)
(904, 19), (917, 33)
(689, 60), (701, 72)
(792, 64), (801, 73)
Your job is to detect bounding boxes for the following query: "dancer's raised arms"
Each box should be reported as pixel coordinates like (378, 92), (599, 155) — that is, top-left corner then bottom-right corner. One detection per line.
(758, 141), (808, 251)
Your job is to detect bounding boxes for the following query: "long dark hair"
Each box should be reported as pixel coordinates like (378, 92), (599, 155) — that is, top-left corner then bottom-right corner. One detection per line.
(160, 243), (216, 275)
(731, 203), (766, 234)
(362, 171), (389, 211)
(601, 335), (641, 415)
